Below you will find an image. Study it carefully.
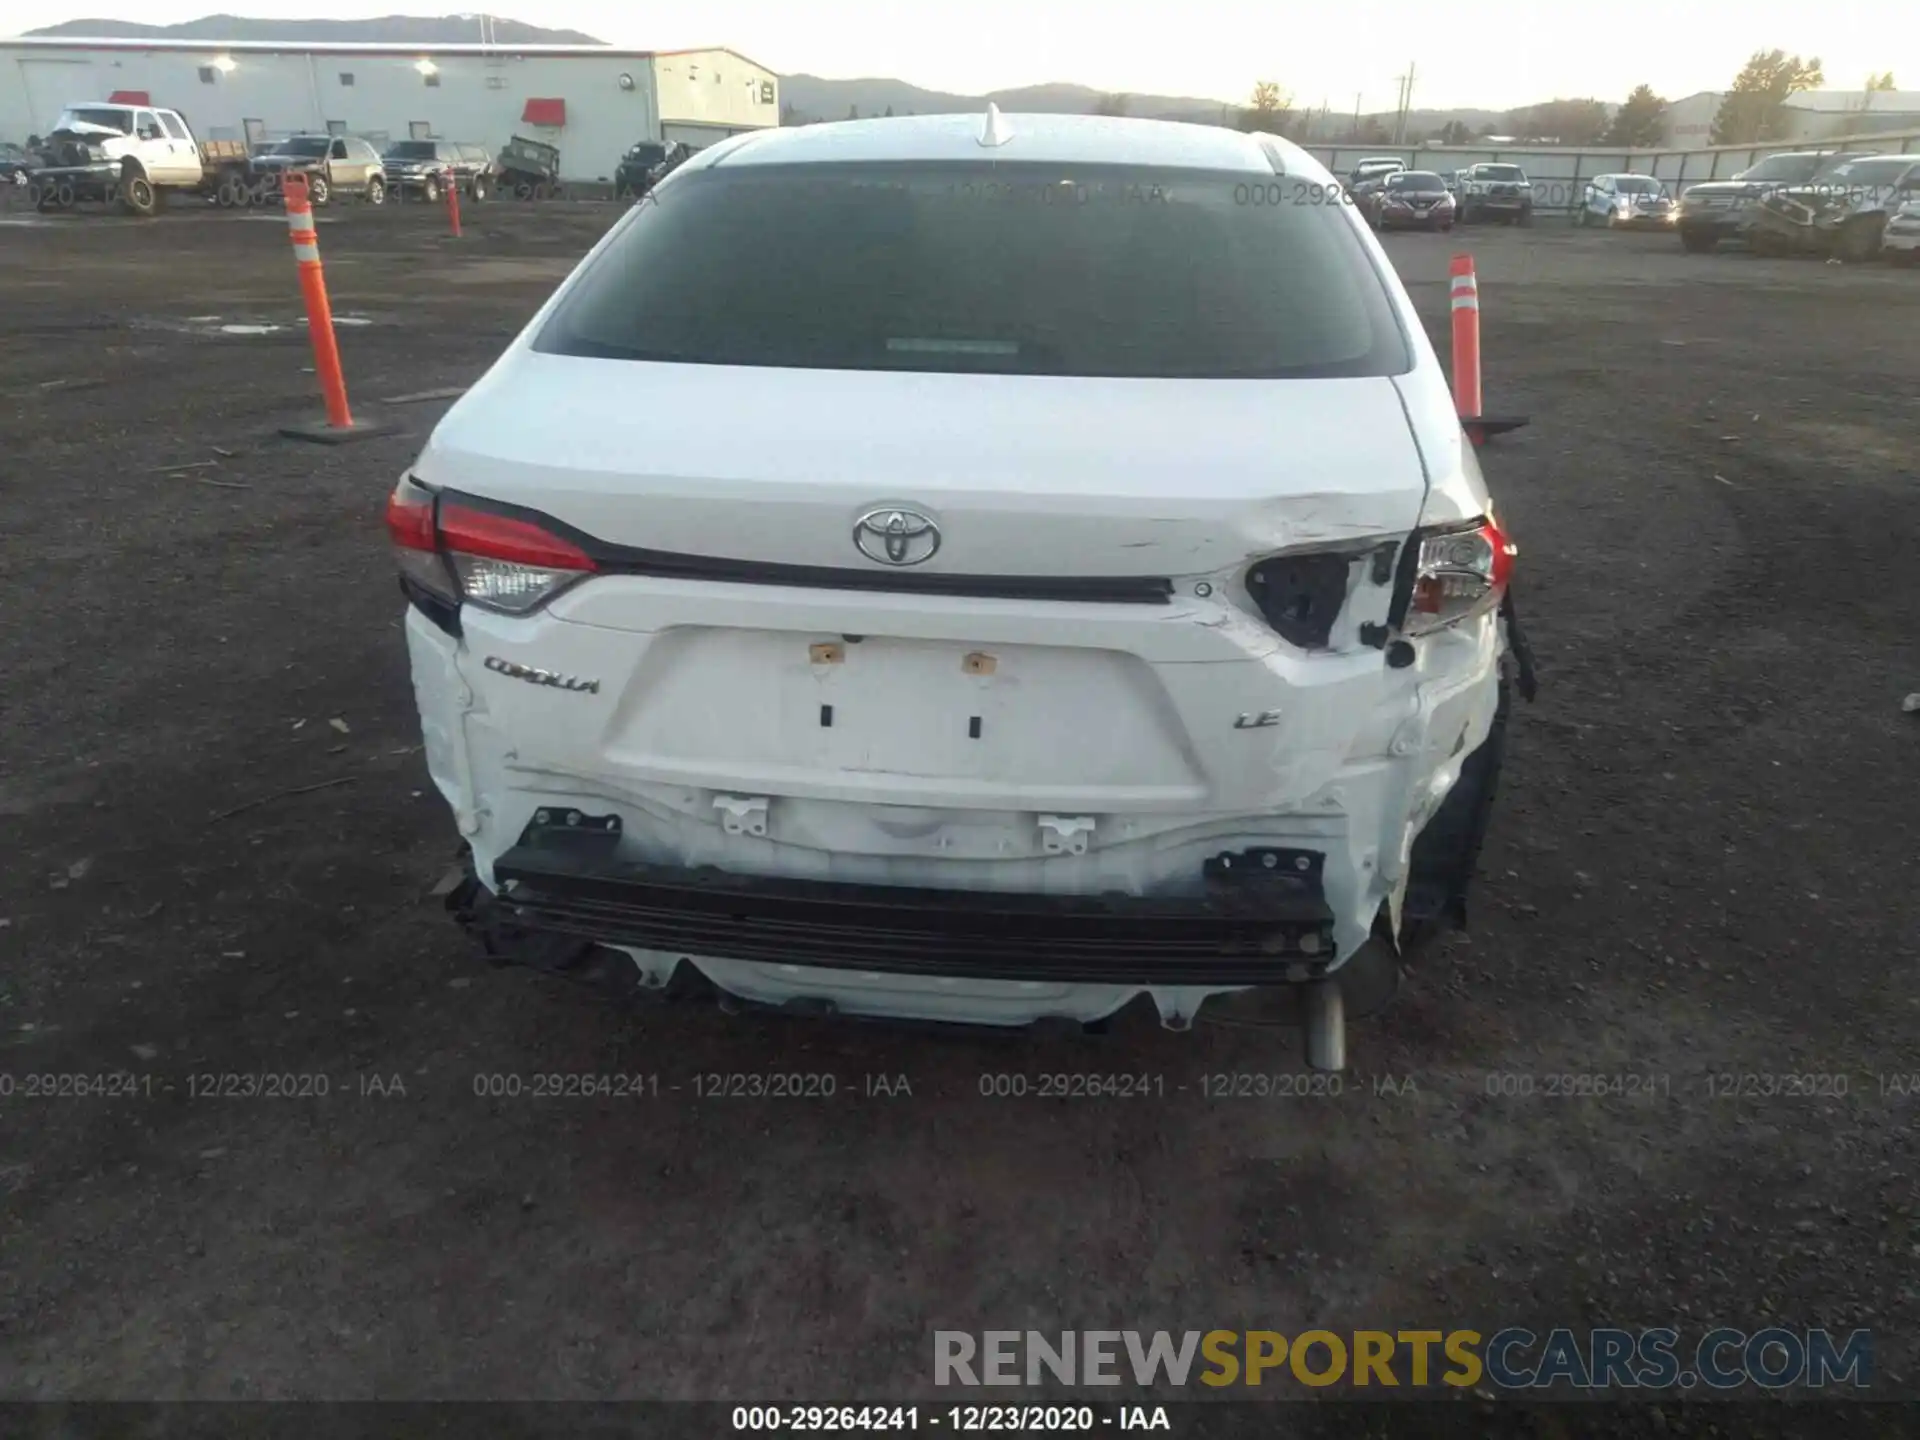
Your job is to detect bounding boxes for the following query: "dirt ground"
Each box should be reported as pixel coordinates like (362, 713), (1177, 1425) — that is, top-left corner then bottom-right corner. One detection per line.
(1, 190), (1917, 1430)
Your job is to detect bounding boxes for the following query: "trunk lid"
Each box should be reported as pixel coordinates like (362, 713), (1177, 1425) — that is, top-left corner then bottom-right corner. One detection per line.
(416, 352), (1430, 578)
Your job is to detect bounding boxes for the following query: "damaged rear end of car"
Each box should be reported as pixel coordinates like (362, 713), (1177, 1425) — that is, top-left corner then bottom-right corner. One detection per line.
(386, 116), (1528, 1061)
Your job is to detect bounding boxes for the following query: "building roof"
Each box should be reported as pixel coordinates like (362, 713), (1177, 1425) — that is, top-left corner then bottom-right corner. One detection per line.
(1784, 89), (1920, 113)
(1667, 87), (1920, 114)
(706, 111), (1290, 172)
(0, 35), (775, 71)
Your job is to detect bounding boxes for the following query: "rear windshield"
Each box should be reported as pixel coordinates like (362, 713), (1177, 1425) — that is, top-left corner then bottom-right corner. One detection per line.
(1476, 165), (1524, 180)
(271, 137), (332, 157)
(534, 161), (1409, 379)
(385, 141), (439, 160)
(1387, 172), (1446, 189)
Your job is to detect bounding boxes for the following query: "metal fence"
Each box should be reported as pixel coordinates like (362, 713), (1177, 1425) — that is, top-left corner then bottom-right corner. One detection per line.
(1302, 128), (1920, 213)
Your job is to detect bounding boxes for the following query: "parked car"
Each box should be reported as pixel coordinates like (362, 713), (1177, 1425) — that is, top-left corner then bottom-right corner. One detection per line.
(1883, 190), (1920, 267)
(1363, 169), (1455, 231)
(1345, 156), (1405, 208)
(25, 101), (211, 215)
(0, 140), (32, 184)
(248, 134), (385, 205)
(613, 139), (692, 200)
(385, 114), (1527, 1065)
(1748, 154), (1920, 262)
(1346, 156), (1406, 188)
(382, 140), (493, 201)
(1575, 173), (1675, 229)
(1455, 163), (1533, 225)
(1674, 149), (1870, 252)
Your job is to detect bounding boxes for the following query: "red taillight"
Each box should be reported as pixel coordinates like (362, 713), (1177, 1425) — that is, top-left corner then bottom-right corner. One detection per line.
(387, 476), (457, 606)
(1486, 516), (1517, 591)
(1405, 516), (1515, 635)
(436, 504), (595, 573)
(385, 489), (436, 552)
(386, 477), (596, 616)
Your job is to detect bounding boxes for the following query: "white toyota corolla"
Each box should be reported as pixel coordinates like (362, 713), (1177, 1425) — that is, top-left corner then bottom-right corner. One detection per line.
(386, 111), (1532, 1067)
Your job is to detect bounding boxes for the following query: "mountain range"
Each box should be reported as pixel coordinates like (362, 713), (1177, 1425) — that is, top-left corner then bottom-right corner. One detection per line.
(777, 76), (1512, 139)
(778, 75), (1237, 126)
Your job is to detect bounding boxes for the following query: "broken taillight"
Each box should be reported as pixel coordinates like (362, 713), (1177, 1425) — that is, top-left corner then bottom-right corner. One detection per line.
(1402, 516), (1516, 637)
(385, 475), (456, 608)
(386, 476), (597, 616)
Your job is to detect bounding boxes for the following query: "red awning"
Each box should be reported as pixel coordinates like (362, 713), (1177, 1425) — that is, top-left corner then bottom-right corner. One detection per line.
(521, 98), (566, 127)
(108, 90), (151, 106)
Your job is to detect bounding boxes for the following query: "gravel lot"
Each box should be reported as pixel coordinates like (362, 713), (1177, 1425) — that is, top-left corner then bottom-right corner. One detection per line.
(1, 192), (1917, 1431)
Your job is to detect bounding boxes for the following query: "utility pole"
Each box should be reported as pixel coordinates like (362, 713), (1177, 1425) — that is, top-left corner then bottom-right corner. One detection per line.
(1392, 62), (1417, 145)
(1352, 91), (1362, 141)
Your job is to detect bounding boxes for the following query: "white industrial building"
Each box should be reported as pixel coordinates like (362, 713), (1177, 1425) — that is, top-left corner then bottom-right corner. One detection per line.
(0, 36), (779, 180)
(1660, 88), (1920, 147)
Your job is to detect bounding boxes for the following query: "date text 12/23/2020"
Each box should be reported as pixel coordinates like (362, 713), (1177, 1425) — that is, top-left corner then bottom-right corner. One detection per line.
(730, 1406), (1169, 1432)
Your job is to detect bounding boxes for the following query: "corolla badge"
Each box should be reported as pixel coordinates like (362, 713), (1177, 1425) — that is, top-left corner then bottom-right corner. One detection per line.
(852, 506), (941, 566)
(484, 655), (600, 694)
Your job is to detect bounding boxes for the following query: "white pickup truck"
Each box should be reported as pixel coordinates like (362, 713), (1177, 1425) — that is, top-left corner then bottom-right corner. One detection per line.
(27, 100), (211, 215)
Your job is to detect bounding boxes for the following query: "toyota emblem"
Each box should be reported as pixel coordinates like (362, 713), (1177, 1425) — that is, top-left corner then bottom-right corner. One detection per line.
(852, 506), (941, 566)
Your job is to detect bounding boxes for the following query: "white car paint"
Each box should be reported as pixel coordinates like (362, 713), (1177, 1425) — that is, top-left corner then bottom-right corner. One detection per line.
(396, 113), (1515, 1033)
(1884, 195), (1920, 259)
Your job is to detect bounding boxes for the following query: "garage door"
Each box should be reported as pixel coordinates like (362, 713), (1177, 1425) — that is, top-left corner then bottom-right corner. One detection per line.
(661, 122), (744, 148)
(20, 57), (101, 134)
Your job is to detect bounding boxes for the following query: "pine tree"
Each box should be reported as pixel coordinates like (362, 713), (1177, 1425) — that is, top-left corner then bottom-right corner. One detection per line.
(1709, 51), (1824, 146)
(1604, 84), (1667, 147)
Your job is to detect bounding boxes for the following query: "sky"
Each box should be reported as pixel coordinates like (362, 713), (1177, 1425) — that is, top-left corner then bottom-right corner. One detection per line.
(9, 1), (1916, 113)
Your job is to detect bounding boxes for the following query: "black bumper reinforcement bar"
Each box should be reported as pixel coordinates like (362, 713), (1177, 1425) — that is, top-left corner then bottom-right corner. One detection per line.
(480, 832), (1340, 987)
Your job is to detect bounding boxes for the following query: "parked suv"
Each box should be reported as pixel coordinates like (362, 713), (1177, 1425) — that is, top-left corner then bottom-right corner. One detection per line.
(1747, 154), (1917, 262)
(382, 140), (494, 201)
(1675, 149), (1867, 252)
(250, 134), (386, 205)
(1455, 163), (1533, 225)
(613, 139), (692, 199)
(1577, 173), (1675, 229)
(384, 114), (1527, 1066)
